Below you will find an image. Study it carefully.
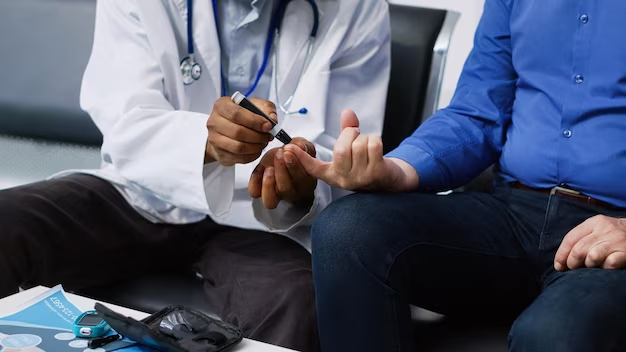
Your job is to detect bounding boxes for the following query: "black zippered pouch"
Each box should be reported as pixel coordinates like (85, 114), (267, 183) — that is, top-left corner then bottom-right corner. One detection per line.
(95, 303), (243, 352)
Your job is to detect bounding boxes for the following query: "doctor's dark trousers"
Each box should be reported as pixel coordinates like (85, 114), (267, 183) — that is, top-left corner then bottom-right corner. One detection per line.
(312, 184), (626, 352)
(0, 174), (318, 352)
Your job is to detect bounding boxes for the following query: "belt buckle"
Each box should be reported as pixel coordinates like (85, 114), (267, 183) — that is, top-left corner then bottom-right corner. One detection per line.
(549, 185), (581, 196)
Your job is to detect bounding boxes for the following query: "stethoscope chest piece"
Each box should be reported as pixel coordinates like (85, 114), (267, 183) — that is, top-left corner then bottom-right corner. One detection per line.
(181, 56), (202, 85)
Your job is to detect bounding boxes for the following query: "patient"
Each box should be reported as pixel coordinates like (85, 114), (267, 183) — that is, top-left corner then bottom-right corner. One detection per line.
(286, 1), (626, 351)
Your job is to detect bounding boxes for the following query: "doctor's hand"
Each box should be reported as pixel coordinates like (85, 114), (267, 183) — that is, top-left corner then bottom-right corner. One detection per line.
(554, 215), (626, 271)
(248, 137), (317, 210)
(284, 110), (419, 192)
(205, 97), (277, 166)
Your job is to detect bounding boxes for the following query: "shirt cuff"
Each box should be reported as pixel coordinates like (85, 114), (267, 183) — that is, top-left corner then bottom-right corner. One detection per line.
(386, 144), (446, 192)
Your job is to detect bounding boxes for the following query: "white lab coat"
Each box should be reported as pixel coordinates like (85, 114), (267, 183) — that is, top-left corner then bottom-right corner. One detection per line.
(59, 0), (390, 251)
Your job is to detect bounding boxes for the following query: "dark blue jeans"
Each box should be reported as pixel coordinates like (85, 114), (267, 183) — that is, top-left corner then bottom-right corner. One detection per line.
(311, 186), (626, 352)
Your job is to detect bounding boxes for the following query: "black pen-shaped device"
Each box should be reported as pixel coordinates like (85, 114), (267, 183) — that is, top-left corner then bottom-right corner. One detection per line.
(231, 91), (292, 144)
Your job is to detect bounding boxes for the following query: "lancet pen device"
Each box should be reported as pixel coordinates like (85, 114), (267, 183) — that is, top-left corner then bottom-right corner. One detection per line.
(231, 91), (292, 144)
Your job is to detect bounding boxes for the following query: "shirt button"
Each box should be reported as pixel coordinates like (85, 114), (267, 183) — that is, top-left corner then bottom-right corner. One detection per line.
(236, 66), (246, 76)
(563, 129), (572, 138)
(580, 14), (589, 24)
(574, 74), (584, 84)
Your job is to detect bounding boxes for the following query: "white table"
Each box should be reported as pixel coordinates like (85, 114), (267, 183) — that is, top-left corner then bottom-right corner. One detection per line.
(0, 286), (295, 352)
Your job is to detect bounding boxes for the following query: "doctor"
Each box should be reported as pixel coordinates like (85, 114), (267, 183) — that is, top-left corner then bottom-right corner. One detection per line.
(0, 0), (390, 351)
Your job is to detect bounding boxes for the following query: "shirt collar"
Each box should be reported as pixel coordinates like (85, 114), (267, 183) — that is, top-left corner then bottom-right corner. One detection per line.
(239, 0), (269, 28)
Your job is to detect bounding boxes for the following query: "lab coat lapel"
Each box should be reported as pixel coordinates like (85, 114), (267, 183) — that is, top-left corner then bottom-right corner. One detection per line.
(178, 0), (222, 97)
(273, 0), (337, 143)
(275, 0), (320, 95)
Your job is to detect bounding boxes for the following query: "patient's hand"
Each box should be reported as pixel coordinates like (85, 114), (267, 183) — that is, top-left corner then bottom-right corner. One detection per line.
(284, 110), (419, 192)
(248, 137), (317, 209)
(555, 215), (626, 271)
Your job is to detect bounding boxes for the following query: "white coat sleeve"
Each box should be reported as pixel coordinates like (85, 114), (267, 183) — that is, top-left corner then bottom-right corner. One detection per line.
(80, 0), (233, 217)
(252, 0), (391, 231)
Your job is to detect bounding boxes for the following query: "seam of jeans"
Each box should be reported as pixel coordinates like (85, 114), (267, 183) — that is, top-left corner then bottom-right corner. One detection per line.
(385, 284), (402, 352)
(383, 241), (527, 284)
(538, 194), (554, 250)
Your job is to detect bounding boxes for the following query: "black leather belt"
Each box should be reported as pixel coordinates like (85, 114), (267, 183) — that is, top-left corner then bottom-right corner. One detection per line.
(513, 182), (617, 209)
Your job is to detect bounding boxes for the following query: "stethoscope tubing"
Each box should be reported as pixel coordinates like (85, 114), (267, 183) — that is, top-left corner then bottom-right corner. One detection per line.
(182, 0), (319, 114)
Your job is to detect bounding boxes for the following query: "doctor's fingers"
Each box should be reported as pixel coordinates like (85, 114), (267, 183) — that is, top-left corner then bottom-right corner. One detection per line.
(281, 151), (317, 203)
(249, 98), (278, 124)
(213, 97), (274, 133)
(208, 115), (273, 144)
(274, 153), (297, 199)
(213, 150), (261, 166)
(262, 167), (280, 209)
(248, 165), (265, 199)
(283, 150), (311, 183)
(208, 131), (268, 155)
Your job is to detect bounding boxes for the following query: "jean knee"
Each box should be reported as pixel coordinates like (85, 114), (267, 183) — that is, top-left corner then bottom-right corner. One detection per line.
(509, 310), (543, 351)
(311, 193), (393, 279)
(509, 309), (566, 352)
(510, 269), (626, 352)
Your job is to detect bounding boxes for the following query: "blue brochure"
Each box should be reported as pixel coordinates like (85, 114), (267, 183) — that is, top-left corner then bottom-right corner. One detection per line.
(0, 286), (151, 352)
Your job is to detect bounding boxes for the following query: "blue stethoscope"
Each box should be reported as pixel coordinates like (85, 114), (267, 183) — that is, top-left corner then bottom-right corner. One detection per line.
(180, 0), (319, 115)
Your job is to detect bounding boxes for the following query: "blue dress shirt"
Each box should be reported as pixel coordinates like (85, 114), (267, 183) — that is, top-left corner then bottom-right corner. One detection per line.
(387, 0), (626, 207)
